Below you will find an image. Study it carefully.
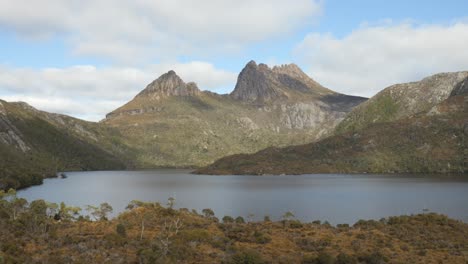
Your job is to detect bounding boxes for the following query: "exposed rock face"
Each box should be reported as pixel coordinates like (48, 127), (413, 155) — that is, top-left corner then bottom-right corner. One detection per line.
(230, 61), (334, 103)
(230, 61), (288, 102)
(137, 70), (200, 99)
(0, 102), (30, 152)
(451, 76), (468, 96)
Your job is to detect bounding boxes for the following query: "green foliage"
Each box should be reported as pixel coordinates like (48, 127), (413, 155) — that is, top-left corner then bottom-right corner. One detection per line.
(336, 253), (358, 264)
(223, 215), (234, 223)
(235, 216), (245, 224)
(336, 94), (399, 134)
(358, 252), (388, 264)
(282, 211), (295, 221)
(253, 230), (271, 244)
(202, 208), (215, 218)
(86, 203), (113, 221)
(229, 248), (264, 264)
(116, 223), (127, 237)
(0, 101), (127, 190)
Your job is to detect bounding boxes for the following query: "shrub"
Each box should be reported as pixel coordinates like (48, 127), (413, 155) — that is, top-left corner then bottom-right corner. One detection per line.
(229, 248), (264, 264)
(253, 230), (271, 244)
(235, 216), (245, 224)
(336, 253), (358, 264)
(223, 216), (234, 223)
(358, 252), (388, 264)
(289, 220), (303, 228)
(116, 223), (126, 237)
(302, 252), (335, 264)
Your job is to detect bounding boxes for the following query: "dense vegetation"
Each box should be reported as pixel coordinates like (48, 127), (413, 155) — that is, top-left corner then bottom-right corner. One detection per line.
(0, 192), (467, 263)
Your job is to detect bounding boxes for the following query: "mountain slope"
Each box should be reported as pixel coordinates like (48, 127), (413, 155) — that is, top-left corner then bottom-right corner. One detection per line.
(0, 100), (128, 190)
(335, 72), (468, 134)
(103, 61), (366, 167)
(196, 75), (468, 175)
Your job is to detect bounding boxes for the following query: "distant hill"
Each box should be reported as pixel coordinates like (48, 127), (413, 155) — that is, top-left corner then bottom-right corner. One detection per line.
(196, 75), (468, 175)
(0, 100), (128, 190)
(103, 61), (366, 168)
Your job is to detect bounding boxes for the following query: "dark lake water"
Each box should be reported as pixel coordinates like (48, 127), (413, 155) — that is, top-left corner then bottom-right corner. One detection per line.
(17, 170), (468, 224)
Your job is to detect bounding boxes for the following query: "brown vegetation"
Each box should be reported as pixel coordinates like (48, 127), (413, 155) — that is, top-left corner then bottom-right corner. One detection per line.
(1, 192), (467, 263)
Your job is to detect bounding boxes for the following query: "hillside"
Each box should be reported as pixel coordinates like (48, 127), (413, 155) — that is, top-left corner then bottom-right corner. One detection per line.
(0, 100), (128, 190)
(335, 71), (468, 134)
(103, 61), (366, 168)
(1, 196), (467, 263)
(196, 75), (468, 175)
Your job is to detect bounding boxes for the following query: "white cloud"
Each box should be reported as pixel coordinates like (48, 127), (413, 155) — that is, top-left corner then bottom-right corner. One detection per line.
(294, 21), (468, 97)
(0, 62), (237, 121)
(0, 0), (322, 62)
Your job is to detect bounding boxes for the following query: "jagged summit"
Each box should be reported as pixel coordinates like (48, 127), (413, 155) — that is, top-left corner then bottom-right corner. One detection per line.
(136, 70), (200, 99)
(230, 61), (334, 103)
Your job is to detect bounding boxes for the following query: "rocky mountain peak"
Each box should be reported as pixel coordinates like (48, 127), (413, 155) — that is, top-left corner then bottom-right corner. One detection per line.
(230, 61), (334, 103)
(136, 70), (200, 99)
(273, 63), (310, 80)
(230, 61), (287, 103)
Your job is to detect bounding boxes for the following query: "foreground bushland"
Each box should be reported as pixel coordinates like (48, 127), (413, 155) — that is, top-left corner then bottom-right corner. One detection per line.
(0, 190), (467, 263)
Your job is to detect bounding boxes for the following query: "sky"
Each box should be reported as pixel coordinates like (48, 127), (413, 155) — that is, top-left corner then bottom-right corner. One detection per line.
(1, 0), (468, 121)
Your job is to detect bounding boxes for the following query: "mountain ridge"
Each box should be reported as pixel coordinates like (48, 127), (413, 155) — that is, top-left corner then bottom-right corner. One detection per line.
(102, 61), (366, 168)
(196, 73), (468, 175)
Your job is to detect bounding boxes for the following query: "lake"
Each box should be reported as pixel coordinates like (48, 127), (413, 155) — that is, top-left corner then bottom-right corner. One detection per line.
(18, 170), (468, 224)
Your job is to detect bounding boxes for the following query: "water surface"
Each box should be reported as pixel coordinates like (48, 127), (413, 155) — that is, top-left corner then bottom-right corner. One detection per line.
(18, 170), (468, 224)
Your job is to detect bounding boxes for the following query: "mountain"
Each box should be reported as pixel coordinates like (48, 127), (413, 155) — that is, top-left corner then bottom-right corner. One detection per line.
(335, 71), (468, 134)
(103, 61), (366, 167)
(196, 74), (468, 175)
(0, 100), (128, 190)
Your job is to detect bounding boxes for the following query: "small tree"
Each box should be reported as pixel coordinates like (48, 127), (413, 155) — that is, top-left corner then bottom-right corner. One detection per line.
(282, 211), (295, 228)
(235, 216), (245, 224)
(11, 197), (27, 220)
(154, 217), (183, 259)
(58, 202), (81, 221)
(202, 208), (215, 218)
(223, 215), (234, 223)
(167, 197), (176, 209)
(282, 211), (295, 221)
(86, 203), (113, 221)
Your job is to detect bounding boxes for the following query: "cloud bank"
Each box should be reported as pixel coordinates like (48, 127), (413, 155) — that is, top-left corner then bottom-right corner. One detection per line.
(295, 21), (468, 97)
(0, 0), (322, 63)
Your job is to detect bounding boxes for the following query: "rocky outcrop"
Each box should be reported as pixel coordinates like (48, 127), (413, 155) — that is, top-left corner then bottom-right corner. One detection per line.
(230, 61), (288, 102)
(229, 61), (334, 103)
(136, 70), (200, 99)
(0, 102), (30, 152)
(451, 77), (468, 96)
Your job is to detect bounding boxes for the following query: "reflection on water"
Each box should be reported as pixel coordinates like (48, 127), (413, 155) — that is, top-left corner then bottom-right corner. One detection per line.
(18, 170), (468, 224)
